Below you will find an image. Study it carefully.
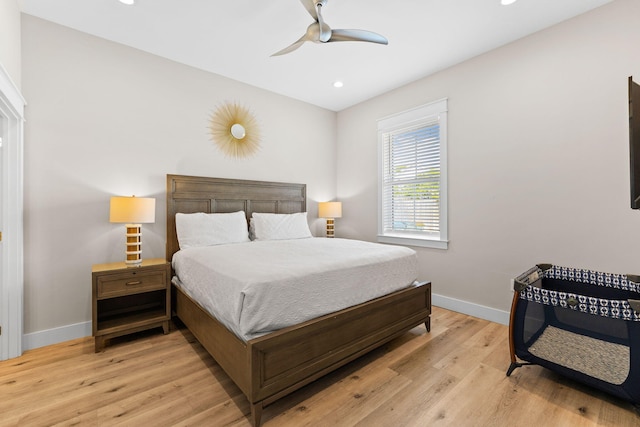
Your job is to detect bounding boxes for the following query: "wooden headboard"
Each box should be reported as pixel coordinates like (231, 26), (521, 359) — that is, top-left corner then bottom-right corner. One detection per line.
(166, 174), (307, 261)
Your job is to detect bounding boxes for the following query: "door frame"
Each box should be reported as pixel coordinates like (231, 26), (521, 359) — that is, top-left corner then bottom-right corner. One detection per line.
(0, 63), (25, 361)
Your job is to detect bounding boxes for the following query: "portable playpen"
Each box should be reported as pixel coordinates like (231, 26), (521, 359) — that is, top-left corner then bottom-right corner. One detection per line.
(508, 264), (640, 408)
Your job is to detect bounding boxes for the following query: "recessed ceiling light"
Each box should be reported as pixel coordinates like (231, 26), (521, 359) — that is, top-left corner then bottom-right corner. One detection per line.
(119, 0), (135, 5)
(501, 0), (517, 5)
(333, 81), (344, 88)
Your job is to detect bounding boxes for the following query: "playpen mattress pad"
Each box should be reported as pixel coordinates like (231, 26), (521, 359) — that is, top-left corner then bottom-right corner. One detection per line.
(528, 325), (630, 385)
(172, 238), (418, 341)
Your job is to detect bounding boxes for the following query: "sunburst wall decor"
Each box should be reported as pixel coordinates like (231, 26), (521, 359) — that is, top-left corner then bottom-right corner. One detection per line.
(208, 102), (261, 159)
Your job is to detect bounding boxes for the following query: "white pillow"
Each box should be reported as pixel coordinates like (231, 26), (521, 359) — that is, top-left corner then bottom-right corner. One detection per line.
(251, 212), (312, 241)
(249, 218), (256, 241)
(175, 211), (250, 249)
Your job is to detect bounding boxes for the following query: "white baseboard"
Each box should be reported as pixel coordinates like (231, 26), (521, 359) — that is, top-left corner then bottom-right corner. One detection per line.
(20, 294), (509, 352)
(432, 293), (510, 325)
(22, 321), (92, 351)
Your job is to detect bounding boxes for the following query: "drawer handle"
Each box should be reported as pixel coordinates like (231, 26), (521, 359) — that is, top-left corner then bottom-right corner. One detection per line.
(126, 280), (142, 286)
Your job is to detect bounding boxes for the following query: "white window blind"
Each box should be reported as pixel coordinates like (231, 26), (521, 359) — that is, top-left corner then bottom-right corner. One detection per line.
(378, 99), (448, 249)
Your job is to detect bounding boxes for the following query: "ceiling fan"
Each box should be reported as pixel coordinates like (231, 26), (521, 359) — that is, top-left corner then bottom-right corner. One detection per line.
(272, 0), (389, 56)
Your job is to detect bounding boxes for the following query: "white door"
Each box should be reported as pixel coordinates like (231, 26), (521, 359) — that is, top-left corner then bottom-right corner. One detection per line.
(0, 64), (25, 361)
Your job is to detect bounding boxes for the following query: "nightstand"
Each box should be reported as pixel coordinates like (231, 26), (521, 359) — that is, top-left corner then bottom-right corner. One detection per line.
(92, 258), (171, 352)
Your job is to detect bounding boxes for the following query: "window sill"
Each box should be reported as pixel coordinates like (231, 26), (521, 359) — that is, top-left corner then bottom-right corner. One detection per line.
(377, 234), (448, 250)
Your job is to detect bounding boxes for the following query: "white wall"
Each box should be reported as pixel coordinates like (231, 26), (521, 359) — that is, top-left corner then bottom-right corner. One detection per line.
(0, 0), (21, 87)
(20, 0), (640, 345)
(20, 15), (337, 342)
(336, 0), (640, 322)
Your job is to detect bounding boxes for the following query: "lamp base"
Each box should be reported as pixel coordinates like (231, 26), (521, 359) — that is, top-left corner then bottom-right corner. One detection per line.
(326, 218), (335, 238)
(125, 224), (143, 267)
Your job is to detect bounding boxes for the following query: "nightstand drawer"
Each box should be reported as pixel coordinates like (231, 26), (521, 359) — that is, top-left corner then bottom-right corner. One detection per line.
(97, 270), (167, 298)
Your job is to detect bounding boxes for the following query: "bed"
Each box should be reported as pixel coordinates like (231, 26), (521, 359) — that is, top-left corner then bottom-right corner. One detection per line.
(166, 174), (432, 426)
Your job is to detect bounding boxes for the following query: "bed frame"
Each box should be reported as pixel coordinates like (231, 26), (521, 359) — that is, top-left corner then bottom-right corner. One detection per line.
(166, 174), (431, 426)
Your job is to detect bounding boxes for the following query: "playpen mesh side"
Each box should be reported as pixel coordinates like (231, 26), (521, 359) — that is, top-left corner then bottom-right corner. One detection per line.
(512, 265), (640, 404)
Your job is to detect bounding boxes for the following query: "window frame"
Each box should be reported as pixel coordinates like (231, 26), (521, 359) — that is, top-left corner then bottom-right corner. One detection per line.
(377, 98), (448, 249)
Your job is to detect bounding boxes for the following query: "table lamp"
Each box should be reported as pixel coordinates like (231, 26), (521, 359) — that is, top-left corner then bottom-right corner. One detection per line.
(109, 196), (156, 266)
(318, 201), (342, 238)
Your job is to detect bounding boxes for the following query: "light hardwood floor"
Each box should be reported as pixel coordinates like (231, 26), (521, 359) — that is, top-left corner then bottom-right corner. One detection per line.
(1, 307), (638, 426)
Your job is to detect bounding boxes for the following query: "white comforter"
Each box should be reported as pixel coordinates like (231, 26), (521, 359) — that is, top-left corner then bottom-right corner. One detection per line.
(172, 238), (418, 341)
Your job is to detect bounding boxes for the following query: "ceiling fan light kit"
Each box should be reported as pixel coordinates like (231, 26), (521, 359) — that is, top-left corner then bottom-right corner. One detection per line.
(272, 0), (389, 56)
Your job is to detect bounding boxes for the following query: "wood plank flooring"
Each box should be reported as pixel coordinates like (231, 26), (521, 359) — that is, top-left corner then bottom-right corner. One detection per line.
(0, 307), (638, 426)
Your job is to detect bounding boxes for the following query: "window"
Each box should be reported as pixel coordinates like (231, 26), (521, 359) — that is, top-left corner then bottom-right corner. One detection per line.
(378, 98), (448, 249)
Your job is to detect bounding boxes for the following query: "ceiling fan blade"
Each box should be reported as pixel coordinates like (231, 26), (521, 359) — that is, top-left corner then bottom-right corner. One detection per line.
(271, 36), (308, 57)
(329, 29), (388, 45)
(299, 0), (318, 21)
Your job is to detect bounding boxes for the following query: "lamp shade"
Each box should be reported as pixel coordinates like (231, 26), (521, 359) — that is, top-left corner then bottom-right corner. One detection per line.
(109, 196), (156, 224)
(318, 201), (342, 219)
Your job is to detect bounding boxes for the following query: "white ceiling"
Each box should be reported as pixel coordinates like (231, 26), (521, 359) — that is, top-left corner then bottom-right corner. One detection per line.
(19, 0), (612, 111)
